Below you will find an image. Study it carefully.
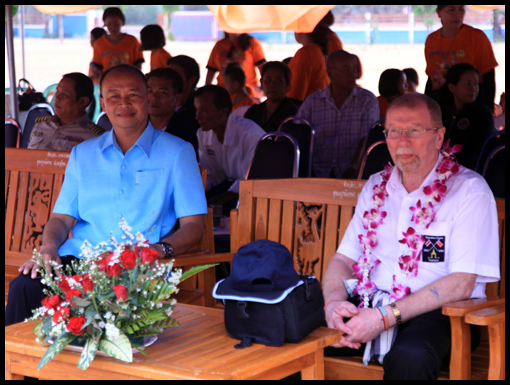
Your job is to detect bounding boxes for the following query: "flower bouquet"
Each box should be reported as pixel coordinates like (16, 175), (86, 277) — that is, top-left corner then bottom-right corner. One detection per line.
(29, 219), (217, 371)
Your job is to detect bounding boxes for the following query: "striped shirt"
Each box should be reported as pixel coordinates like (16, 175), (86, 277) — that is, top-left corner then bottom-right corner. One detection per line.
(298, 84), (379, 177)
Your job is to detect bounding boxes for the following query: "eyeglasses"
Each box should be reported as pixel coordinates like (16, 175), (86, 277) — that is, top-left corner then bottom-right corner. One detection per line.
(383, 127), (440, 139)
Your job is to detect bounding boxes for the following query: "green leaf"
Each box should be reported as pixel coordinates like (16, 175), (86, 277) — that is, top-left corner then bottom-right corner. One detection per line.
(77, 335), (100, 370)
(179, 264), (218, 283)
(98, 332), (133, 363)
(71, 296), (91, 307)
(33, 322), (44, 339)
(38, 332), (76, 371)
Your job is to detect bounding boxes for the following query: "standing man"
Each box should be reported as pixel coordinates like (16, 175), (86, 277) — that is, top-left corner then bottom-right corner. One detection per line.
(322, 93), (500, 379)
(6, 64), (207, 326)
(297, 50), (379, 178)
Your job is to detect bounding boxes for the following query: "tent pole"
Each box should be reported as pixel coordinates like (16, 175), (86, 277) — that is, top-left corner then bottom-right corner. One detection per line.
(5, 5), (19, 123)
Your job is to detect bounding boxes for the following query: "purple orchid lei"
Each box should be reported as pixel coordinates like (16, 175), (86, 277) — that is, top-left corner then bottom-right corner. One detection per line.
(352, 141), (462, 308)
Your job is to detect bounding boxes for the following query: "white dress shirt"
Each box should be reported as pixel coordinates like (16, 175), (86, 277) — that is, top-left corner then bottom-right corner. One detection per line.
(337, 153), (500, 299)
(198, 113), (265, 194)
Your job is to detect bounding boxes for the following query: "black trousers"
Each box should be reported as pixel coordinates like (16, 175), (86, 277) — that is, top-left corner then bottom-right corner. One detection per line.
(324, 308), (481, 380)
(5, 256), (79, 326)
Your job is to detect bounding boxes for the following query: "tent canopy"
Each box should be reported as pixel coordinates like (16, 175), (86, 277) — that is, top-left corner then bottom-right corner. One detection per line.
(32, 5), (103, 14)
(207, 5), (335, 33)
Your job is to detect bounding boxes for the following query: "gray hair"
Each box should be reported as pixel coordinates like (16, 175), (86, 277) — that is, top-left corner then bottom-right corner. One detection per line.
(387, 93), (443, 128)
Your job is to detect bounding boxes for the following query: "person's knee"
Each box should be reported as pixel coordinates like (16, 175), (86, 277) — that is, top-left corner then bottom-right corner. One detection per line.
(383, 340), (444, 380)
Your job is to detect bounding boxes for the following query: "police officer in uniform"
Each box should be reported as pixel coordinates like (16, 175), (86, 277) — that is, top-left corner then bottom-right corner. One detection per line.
(28, 72), (105, 151)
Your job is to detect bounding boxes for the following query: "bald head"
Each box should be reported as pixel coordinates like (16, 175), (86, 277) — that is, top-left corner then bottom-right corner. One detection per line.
(99, 64), (147, 97)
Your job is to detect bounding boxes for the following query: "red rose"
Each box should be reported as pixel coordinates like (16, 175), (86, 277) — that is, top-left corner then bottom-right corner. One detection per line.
(105, 253), (123, 278)
(52, 306), (71, 324)
(113, 284), (128, 302)
(41, 294), (63, 310)
(120, 250), (137, 270)
(97, 257), (108, 272)
(66, 288), (83, 307)
(67, 316), (87, 335)
(81, 274), (94, 293)
(58, 275), (71, 294)
(141, 247), (160, 265)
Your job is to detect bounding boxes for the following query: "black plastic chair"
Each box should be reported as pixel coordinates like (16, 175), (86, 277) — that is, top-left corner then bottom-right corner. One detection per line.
(357, 140), (394, 180)
(365, 120), (386, 149)
(278, 116), (314, 177)
(481, 144), (505, 199)
(474, 130), (505, 174)
(20, 103), (54, 148)
(246, 132), (300, 180)
(95, 111), (113, 131)
(5, 117), (21, 148)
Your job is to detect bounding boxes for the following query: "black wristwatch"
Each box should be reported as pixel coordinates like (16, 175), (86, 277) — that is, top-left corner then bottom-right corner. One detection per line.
(155, 241), (174, 258)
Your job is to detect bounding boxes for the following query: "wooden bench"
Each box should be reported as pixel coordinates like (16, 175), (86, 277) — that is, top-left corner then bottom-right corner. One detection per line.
(228, 177), (505, 380)
(5, 148), (217, 308)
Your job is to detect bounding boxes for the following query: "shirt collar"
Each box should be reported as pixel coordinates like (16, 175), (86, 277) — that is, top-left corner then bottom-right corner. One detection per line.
(387, 152), (443, 197)
(101, 119), (155, 158)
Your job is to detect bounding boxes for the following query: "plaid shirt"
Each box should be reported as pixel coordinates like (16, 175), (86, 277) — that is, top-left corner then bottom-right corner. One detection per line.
(298, 85), (379, 177)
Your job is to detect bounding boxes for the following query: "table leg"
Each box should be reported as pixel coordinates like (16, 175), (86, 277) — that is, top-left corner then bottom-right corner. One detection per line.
(301, 349), (325, 380)
(5, 352), (23, 380)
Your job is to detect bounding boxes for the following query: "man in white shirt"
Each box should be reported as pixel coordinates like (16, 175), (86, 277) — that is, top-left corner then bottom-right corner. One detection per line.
(322, 93), (500, 379)
(195, 85), (265, 208)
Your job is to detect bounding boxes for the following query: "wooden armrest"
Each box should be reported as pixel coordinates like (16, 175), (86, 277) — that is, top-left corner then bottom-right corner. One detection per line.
(465, 303), (505, 326)
(162, 252), (236, 268)
(442, 297), (504, 317)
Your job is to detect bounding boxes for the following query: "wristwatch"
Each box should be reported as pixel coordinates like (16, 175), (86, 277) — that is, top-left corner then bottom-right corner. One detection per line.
(155, 241), (174, 258)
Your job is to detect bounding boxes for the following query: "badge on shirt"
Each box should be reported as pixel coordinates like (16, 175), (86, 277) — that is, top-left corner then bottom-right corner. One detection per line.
(422, 235), (445, 263)
(207, 149), (216, 156)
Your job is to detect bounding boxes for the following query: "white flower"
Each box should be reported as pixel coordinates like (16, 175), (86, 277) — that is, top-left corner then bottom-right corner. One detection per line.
(105, 322), (120, 340)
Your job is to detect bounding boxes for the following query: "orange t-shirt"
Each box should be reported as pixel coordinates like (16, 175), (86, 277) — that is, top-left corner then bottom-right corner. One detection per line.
(424, 24), (498, 91)
(92, 34), (145, 71)
(287, 43), (330, 102)
(230, 93), (258, 112)
(206, 37), (266, 88)
(327, 29), (344, 54)
(150, 47), (172, 70)
(377, 96), (390, 121)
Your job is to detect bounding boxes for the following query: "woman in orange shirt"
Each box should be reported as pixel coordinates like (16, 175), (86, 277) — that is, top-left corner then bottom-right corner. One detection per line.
(286, 24), (330, 103)
(206, 33), (266, 92)
(91, 7), (145, 73)
(140, 24), (172, 71)
(424, 4), (498, 110)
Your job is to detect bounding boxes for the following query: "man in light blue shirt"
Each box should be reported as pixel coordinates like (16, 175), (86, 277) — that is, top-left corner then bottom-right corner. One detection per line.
(7, 65), (207, 326)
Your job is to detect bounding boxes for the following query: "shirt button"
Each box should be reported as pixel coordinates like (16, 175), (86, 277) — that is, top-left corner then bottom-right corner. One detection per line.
(119, 189), (124, 194)
(121, 165), (127, 170)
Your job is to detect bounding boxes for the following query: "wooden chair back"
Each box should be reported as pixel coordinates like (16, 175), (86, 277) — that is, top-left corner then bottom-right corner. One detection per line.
(231, 178), (366, 281)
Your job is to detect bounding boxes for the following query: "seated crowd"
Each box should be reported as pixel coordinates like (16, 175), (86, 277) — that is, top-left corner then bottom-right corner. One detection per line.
(7, 6), (503, 380)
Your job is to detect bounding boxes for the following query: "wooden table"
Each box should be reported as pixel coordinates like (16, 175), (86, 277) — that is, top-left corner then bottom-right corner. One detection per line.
(5, 303), (340, 380)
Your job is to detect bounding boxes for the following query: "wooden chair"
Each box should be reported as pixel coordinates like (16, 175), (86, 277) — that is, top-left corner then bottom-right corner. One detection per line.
(5, 148), (216, 308)
(229, 178), (505, 380)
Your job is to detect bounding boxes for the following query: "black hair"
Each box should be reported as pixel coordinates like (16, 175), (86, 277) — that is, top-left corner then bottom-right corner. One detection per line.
(167, 55), (201, 89)
(62, 72), (94, 107)
(261, 61), (292, 88)
(224, 62), (246, 86)
(308, 24), (330, 56)
(403, 68), (419, 86)
(146, 67), (183, 94)
(90, 27), (106, 41)
(224, 33), (253, 52)
(379, 68), (405, 98)
(195, 84), (233, 115)
(140, 24), (166, 50)
(438, 63), (479, 109)
(102, 7), (125, 25)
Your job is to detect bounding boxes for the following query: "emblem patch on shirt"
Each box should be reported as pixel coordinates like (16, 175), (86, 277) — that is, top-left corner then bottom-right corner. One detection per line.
(422, 235), (445, 263)
(207, 149), (216, 156)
